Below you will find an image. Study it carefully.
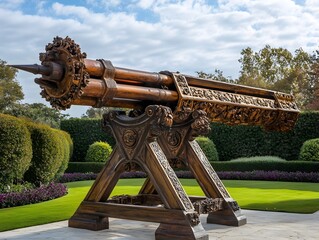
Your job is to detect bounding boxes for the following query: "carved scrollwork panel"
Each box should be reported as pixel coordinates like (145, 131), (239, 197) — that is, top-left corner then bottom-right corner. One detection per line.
(189, 86), (277, 109)
(171, 73), (194, 122)
(189, 141), (230, 199)
(171, 73), (299, 130)
(149, 141), (194, 211)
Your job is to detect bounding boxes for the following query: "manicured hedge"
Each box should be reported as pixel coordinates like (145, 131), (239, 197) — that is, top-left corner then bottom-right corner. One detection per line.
(0, 114), (32, 188)
(66, 160), (319, 174)
(53, 129), (73, 179)
(24, 122), (64, 185)
(209, 111), (319, 161)
(58, 170), (319, 183)
(60, 118), (115, 162)
(61, 112), (319, 163)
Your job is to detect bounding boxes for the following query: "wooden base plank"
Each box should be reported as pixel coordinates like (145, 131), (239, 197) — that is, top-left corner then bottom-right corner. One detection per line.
(68, 213), (109, 231)
(77, 201), (192, 224)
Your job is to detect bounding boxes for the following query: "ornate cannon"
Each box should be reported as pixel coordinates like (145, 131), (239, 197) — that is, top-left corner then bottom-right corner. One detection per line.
(12, 36), (299, 131)
(11, 36), (299, 240)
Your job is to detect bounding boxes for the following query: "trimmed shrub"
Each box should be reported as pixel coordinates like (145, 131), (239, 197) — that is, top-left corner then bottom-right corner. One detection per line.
(66, 162), (105, 173)
(299, 138), (319, 162)
(0, 114), (32, 189)
(53, 129), (73, 179)
(85, 141), (113, 162)
(60, 118), (115, 162)
(195, 136), (219, 162)
(230, 156), (286, 162)
(24, 122), (63, 185)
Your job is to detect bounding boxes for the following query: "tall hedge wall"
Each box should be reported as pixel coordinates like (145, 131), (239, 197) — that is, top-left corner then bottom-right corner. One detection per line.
(60, 118), (115, 162)
(61, 112), (319, 162)
(209, 111), (319, 161)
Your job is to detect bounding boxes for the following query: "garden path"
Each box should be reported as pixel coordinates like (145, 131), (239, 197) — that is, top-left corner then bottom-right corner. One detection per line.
(1, 210), (318, 239)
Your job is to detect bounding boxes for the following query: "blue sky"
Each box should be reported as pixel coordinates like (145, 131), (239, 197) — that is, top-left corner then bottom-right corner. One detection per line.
(0, 0), (318, 117)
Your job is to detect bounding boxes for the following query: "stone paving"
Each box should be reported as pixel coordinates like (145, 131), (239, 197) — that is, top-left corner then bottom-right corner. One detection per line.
(1, 210), (318, 240)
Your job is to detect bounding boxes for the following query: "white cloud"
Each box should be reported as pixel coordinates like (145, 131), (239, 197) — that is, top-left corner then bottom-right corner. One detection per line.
(137, 0), (156, 9)
(0, 0), (318, 117)
(85, 0), (122, 9)
(52, 2), (91, 19)
(0, 0), (25, 9)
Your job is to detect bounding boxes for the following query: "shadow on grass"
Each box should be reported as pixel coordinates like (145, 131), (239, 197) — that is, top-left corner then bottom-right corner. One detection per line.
(242, 198), (319, 214)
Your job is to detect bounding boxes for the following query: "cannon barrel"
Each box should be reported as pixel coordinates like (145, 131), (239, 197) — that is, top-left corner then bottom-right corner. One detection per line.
(10, 36), (299, 131)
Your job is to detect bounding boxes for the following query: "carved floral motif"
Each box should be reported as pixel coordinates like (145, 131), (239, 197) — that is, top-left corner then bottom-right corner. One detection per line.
(190, 110), (211, 139)
(193, 198), (223, 214)
(167, 131), (182, 148)
(123, 129), (138, 148)
(186, 212), (200, 226)
(228, 200), (240, 212)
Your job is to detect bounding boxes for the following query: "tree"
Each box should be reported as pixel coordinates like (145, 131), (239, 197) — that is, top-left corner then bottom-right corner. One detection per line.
(238, 46), (316, 109)
(82, 107), (129, 118)
(82, 107), (110, 118)
(197, 69), (234, 83)
(8, 103), (69, 128)
(305, 49), (319, 110)
(0, 60), (24, 111)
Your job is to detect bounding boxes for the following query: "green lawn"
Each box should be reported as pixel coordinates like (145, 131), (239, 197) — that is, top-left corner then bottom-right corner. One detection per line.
(0, 179), (318, 232)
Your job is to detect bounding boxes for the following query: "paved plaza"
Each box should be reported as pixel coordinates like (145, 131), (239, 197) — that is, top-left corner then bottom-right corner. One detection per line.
(1, 210), (318, 240)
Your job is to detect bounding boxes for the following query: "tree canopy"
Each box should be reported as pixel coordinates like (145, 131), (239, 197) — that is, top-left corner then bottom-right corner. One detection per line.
(81, 107), (110, 118)
(237, 45), (318, 109)
(0, 60), (24, 111)
(82, 107), (129, 118)
(198, 46), (319, 110)
(0, 61), (68, 127)
(8, 103), (69, 128)
(196, 69), (234, 83)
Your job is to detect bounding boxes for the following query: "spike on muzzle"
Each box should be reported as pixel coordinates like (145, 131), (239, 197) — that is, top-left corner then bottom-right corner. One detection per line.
(9, 64), (51, 76)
